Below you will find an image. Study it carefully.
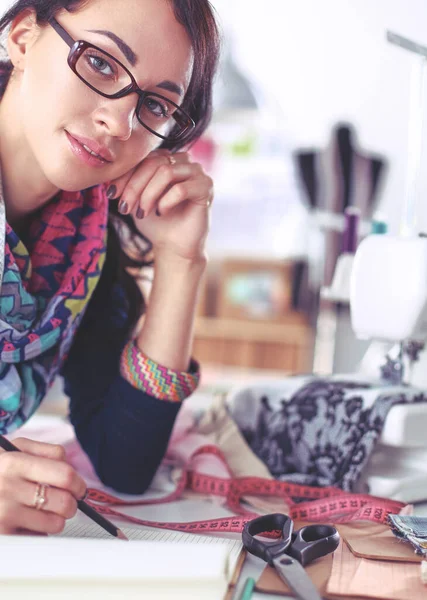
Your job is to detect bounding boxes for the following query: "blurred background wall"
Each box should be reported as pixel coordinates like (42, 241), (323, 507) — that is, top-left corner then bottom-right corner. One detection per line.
(211, 0), (427, 234)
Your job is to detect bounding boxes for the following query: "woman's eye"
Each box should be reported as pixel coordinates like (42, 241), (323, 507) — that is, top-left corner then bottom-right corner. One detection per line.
(88, 56), (114, 77)
(145, 98), (169, 119)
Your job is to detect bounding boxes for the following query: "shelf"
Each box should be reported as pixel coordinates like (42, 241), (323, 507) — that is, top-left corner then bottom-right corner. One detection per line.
(194, 316), (313, 372)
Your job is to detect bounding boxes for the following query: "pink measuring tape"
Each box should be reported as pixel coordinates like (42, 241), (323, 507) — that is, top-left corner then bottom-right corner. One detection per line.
(84, 445), (406, 533)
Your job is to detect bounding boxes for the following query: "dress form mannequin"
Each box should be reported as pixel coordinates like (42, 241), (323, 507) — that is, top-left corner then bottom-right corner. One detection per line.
(294, 123), (387, 286)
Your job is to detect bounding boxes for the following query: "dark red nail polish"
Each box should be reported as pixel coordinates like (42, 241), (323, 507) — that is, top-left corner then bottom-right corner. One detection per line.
(107, 184), (117, 199)
(156, 208), (161, 217)
(136, 207), (145, 219)
(118, 200), (129, 215)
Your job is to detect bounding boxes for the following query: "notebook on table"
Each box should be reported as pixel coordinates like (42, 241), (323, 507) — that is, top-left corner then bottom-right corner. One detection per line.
(0, 523), (243, 600)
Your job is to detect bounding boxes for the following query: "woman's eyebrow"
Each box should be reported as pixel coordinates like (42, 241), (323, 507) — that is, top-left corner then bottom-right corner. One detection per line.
(157, 80), (184, 98)
(86, 29), (184, 97)
(87, 29), (138, 66)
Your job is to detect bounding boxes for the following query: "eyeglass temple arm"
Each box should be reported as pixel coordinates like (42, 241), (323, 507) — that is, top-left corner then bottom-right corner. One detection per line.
(48, 18), (76, 49)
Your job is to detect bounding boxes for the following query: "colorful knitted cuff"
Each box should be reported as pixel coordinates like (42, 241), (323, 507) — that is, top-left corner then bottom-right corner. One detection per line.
(120, 340), (200, 402)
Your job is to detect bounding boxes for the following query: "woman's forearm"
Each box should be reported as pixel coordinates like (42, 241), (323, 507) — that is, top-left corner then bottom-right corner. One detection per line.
(135, 249), (207, 371)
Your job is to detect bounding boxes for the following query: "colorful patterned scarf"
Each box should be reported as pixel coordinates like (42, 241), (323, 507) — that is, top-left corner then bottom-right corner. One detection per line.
(0, 182), (108, 434)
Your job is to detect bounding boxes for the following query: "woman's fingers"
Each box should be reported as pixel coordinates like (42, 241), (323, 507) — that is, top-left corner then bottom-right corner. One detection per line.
(0, 440), (86, 535)
(157, 176), (214, 216)
(0, 502), (66, 535)
(0, 478), (78, 519)
(109, 150), (190, 216)
(0, 452), (86, 501)
(106, 169), (135, 204)
(136, 162), (200, 217)
(105, 150), (166, 204)
(9, 438), (66, 461)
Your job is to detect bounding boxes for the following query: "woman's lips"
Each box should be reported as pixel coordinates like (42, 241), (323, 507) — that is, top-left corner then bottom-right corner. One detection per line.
(65, 131), (113, 168)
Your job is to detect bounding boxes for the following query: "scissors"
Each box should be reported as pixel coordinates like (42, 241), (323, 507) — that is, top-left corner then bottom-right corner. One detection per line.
(242, 513), (340, 600)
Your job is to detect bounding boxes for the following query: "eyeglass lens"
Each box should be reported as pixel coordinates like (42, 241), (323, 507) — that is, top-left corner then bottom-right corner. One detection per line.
(76, 46), (185, 138)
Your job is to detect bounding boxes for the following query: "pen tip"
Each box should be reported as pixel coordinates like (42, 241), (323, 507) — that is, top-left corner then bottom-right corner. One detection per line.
(117, 529), (129, 541)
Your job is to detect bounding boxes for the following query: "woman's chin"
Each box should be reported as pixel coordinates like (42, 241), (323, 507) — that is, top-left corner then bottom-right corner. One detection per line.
(42, 166), (107, 193)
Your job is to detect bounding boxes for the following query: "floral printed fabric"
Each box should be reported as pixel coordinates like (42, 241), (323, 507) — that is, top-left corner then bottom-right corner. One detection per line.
(226, 376), (427, 491)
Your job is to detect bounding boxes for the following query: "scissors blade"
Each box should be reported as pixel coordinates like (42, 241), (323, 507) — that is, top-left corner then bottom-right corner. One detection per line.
(272, 555), (323, 600)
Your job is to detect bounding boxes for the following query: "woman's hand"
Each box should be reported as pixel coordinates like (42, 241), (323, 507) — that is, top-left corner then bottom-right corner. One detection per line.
(107, 149), (214, 262)
(0, 438), (87, 535)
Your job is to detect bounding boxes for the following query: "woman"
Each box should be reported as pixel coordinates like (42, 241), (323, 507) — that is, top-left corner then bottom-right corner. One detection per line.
(0, 0), (219, 535)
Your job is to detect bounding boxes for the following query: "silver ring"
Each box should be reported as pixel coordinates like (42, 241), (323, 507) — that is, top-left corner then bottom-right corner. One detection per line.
(33, 483), (48, 511)
(168, 155), (177, 166)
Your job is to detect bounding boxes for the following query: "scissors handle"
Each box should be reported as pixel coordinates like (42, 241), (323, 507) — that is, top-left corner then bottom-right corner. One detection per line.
(289, 524), (340, 567)
(242, 513), (293, 565)
(242, 514), (340, 568)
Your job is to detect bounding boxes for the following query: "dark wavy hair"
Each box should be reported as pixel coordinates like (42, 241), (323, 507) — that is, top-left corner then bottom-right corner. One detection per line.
(0, 0), (220, 335)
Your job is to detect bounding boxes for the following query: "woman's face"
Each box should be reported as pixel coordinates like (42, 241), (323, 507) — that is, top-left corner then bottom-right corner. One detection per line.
(9, 0), (194, 191)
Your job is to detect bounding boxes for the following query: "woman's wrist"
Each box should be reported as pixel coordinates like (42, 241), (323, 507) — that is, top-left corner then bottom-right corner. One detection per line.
(134, 248), (207, 371)
(153, 246), (208, 277)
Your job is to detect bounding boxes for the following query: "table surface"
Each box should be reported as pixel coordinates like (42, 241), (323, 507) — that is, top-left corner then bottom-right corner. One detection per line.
(68, 491), (427, 600)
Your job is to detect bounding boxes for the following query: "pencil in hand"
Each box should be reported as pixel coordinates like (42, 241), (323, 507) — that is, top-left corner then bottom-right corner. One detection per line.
(0, 434), (128, 541)
(77, 496), (128, 540)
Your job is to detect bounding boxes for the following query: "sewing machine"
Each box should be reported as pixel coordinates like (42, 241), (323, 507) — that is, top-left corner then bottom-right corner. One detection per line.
(349, 233), (427, 502)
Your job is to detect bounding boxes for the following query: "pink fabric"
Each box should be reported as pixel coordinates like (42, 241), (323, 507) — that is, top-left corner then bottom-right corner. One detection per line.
(165, 404), (230, 477)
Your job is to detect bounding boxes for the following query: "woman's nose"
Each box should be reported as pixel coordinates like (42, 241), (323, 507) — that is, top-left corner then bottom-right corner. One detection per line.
(95, 94), (137, 141)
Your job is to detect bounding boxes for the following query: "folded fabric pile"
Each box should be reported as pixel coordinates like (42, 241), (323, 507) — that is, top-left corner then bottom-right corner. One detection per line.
(389, 515), (427, 558)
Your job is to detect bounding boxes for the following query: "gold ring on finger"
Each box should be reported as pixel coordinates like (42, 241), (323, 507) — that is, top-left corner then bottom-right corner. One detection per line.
(190, 198), (212, 208)
(33, 483), (48, 511)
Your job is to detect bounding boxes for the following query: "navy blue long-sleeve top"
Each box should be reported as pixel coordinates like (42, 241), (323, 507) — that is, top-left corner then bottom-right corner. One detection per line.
(61, 277), (183, 495)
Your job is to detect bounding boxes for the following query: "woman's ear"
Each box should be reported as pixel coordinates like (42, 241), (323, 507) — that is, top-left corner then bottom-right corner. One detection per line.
(7, 9), (39, 71)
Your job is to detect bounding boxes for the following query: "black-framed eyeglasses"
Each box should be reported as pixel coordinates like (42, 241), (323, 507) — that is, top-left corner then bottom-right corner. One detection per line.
(48, 18), (195, 142)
